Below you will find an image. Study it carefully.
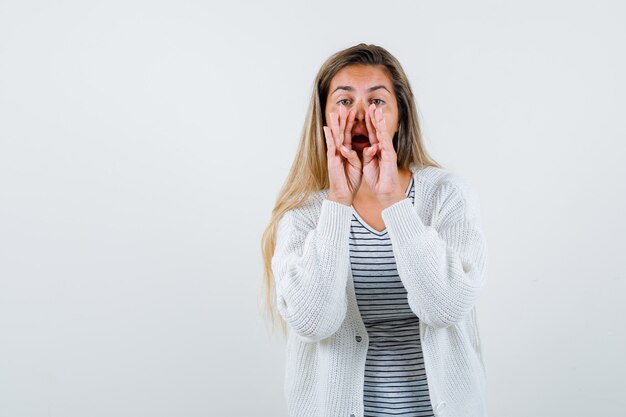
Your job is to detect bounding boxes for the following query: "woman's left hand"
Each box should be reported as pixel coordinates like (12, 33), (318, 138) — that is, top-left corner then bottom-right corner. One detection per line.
(362, 103), (407, 209)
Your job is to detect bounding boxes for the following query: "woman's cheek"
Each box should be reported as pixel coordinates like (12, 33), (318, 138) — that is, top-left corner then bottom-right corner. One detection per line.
(326, 105), (338, 118)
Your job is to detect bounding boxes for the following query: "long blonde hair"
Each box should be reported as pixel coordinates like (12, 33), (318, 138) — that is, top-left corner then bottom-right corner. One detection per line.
(259, 43), (442, 341)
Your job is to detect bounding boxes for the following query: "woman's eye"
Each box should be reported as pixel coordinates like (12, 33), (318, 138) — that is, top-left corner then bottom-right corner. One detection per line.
(337, 99), (384, 106)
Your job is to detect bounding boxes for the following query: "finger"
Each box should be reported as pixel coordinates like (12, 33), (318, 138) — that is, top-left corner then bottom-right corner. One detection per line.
(373, 107), (393, 152)
(329, 111), (341, 149)
(344, 107), (356, 150)
(323, 126), (336, 155)
(365, 104), (378, 146)
(339, 105), (348, 147)
(362, 144), (378, 166)
(340, 144), (361, 169)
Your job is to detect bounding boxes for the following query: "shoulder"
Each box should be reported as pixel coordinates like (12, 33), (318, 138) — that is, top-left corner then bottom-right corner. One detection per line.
(411, 165), (472, 191)
(411, 165), (483, 224)
(277, 189), (328, 232)
(413, 165), (479, 198)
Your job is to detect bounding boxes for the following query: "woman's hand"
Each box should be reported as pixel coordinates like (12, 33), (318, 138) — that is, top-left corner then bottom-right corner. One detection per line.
(323, 105), (361, 206)
(362, 104), (406, 209)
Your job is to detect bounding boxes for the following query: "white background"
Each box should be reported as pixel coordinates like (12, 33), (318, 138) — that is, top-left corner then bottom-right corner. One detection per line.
(1, 0), (624, 416)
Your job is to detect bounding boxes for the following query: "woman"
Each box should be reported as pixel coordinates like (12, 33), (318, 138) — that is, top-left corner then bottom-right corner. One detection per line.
(261, 43), (488, 417)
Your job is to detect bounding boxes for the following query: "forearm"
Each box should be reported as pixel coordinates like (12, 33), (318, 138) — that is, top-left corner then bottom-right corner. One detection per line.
(272, 199), (354, 341)
(382, 198), (488, 328)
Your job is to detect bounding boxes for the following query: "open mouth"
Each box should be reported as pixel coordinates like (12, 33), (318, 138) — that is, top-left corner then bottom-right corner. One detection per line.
(352, 134), (370, 144)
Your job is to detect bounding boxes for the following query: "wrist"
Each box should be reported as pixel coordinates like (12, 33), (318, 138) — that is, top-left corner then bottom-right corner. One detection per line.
(327, 193), (352, 206)
(378, 191), (406, 209)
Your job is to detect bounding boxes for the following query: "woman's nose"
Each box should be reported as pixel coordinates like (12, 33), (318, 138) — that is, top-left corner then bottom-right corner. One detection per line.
(354, 99), (367, 121)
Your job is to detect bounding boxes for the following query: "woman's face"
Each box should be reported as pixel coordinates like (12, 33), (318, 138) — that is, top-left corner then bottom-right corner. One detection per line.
(324, 64), (399, 153)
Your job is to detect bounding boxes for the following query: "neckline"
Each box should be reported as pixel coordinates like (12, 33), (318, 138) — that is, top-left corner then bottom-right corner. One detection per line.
(351, 176), (414, 236)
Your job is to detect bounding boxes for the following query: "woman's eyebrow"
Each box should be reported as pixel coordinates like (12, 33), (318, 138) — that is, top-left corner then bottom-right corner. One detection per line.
(331, 85), (391, 95)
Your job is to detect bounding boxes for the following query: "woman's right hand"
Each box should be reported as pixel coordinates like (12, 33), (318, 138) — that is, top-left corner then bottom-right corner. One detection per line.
(323, 105), (361, 206)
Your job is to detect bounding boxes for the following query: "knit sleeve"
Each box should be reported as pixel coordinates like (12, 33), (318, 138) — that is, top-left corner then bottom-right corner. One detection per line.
(380, 178), (488, 328)
(271, 198), (354, 342)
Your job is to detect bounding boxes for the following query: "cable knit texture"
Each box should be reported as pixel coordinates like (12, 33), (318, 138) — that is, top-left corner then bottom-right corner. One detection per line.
(271, 166), (488, 417)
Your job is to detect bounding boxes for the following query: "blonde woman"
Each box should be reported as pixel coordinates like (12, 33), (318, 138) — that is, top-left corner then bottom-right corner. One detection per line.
(261, 43), (488, 417)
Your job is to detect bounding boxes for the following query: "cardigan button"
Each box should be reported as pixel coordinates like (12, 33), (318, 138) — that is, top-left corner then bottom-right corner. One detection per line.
(350, 414), (355, 417)
(355, 335), (362, 342)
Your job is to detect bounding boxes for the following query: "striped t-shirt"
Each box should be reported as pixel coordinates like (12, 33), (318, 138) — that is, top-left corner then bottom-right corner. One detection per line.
(349, 177), (435, 417)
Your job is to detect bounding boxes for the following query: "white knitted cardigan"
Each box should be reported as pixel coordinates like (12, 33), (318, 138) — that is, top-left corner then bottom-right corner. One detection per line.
(271, 165), (489, 417)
